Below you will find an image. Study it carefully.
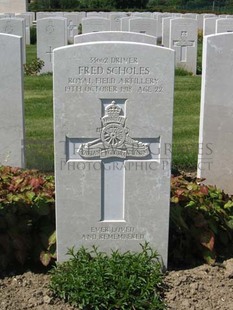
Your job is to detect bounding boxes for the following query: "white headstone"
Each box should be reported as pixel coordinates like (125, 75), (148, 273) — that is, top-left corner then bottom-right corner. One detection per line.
(74, 31), (157, 45)
(110, 13), (127, 31)
(0, 34), (25, 167)
(162, 17), (172, 47)
(198, 33), (233, 194)
(156, 13), (172, 38)
(129, 18), (157, 36)
(54, 41), (174, 266)
(182, 13), (198, 20)
(16, 13), (32, 45)
(36, 12), (64, 20)
(202, 14), (216, 19)
(203, 17), (217, 36)
(133, 12), (153, 18)
(120, 17), (130, 31)
(37, 17), (67, 73)
(172, 13), (183, 18)
(197, 14), (204, 30)
(86, 12), (102, 17)
(170, 18), (197, 74)
(216, 18), (233, 33)
(0, 0), (26, 13)
(81, 17), (111, 33)
(0, 18), (26, 63)
(64, 13), (80, 43)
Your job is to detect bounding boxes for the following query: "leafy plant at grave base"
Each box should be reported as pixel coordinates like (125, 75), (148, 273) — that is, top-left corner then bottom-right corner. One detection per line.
(169, 173), (233, 267)
(24, 58), (45, 76)
(0, 166), (56, 270)
(50, 243), (166, 310)
(175, 67), (193, 76)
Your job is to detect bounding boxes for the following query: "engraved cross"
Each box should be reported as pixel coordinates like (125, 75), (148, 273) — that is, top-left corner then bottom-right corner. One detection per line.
(66, 99), (160, 222)
(173, 31), (195, 62)
(46, 46), (53, 62)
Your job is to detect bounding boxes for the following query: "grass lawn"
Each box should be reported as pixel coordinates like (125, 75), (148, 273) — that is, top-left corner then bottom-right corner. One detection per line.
(24, 45), (201, 172)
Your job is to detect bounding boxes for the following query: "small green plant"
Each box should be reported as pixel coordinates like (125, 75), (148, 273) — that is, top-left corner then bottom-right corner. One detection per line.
(169, 173), (233, 267)
(50, 243), (166, 309)
(24, 58), (44, 75)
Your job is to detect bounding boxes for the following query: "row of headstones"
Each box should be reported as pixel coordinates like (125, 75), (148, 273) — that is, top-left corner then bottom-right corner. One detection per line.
(203, 16), (233, 35)
(35, 16), (197, 74)
(35, 17), (196, 75)
(31, 15), (233, 75)
(1, 11), (233, 43)
(1, 30), (233, 265)
(0, 12), (34, 45)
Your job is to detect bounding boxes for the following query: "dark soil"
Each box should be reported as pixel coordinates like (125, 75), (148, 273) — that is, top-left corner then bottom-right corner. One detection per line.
(1, 259), (233, 309)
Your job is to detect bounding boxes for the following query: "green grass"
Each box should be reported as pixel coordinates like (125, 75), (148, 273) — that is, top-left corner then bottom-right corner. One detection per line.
(173, 75), (201, 170)
(25, 47), (54, 170)
(24, 45), (202, 172)
(26, 44), (37, 64)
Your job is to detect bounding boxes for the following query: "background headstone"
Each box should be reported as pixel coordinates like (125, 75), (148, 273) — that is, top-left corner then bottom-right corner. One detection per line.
(170, 18), (197, 74)
(36, 12), (64, 20)
(0, 18), (26, 63)
(120, 17), (130, 31)
(74, 31), (157, 45)
(216, 18), (233, 33)
(0, 34), (25, 167)
(81, 17), (111, 33)
(54, 41), (174, 266)
(110, 13), (127, 31)
(156, 13), (171, 38)
(162, 17), (172, 47)
(203, 17), (217, 36)
(64, 13), (81, 43)
(129, 18), (157, 36)
(198, 33), (233, 194)
(16, 13), (32, 44)
(37, 17), (67, 73)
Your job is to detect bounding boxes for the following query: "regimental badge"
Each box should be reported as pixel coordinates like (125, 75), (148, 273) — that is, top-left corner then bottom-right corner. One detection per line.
(78, 101), (150, 159)
(46, 21), (55, 34)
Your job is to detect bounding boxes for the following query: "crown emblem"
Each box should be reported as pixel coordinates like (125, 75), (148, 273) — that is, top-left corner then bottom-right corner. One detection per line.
(102, 101), (126, 127)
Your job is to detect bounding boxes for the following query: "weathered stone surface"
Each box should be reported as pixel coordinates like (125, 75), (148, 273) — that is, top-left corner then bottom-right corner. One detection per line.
(0, 34), (25, 168)
(198, 33), (233, 194)
(54, 41), (174, 267)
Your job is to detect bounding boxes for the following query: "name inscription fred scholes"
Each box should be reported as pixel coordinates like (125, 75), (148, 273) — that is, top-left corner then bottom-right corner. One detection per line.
(65, 56), (163, 94)
(81, 226), (144, 240)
